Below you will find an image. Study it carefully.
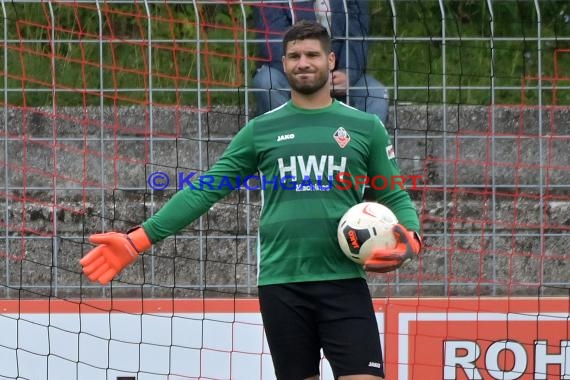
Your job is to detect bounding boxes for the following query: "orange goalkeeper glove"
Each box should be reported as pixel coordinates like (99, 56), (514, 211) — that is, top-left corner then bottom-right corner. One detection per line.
(364, 224), (422, 273)
(80, 227), (152, 285)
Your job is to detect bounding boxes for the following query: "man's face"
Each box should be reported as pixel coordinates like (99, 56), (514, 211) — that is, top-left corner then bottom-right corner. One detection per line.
(282, 39), (335, 95)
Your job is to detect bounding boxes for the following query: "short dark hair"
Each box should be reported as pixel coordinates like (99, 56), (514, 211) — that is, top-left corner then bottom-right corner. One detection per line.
(282, 20), (331, 54)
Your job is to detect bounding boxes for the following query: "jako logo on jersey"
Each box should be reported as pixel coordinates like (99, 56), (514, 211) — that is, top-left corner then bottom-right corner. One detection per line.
(277, 155), (347, 179)
(368, 361), (382, 368)
(277, 133), (295, 142)
(333, 127), (351, 148)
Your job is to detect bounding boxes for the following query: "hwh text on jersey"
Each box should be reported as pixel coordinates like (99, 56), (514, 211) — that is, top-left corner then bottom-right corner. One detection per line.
(277, 155), (347, 179)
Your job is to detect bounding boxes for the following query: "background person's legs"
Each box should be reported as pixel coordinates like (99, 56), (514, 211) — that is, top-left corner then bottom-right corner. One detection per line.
(348, 75), (390, 126)
(252, 64), (291, 115)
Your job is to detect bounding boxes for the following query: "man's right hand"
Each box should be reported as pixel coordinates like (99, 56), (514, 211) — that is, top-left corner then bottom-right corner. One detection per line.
(330, 70), (348, 96)
(80, 227), (152, 285)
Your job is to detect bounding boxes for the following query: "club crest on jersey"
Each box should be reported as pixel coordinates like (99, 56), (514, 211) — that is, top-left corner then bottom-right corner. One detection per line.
(333, 127), (350, 148)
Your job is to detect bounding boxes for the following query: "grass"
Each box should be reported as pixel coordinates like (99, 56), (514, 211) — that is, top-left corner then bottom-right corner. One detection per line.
(1, 0), (569, 107)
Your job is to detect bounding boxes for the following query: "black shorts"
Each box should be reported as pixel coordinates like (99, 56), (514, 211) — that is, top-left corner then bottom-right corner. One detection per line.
(258, 278), (384, 379)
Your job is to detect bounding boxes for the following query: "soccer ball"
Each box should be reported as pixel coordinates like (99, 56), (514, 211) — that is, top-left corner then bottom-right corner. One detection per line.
(337, 202), (398, 264)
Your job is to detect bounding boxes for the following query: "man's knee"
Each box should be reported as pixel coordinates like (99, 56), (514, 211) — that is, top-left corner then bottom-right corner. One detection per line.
(252, 65), (271, 89)
(252, 65), (287, 90)
(362, 78), (389, 102)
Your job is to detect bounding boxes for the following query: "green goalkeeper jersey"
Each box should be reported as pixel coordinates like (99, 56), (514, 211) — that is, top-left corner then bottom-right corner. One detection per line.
(142, 100), (420, 285)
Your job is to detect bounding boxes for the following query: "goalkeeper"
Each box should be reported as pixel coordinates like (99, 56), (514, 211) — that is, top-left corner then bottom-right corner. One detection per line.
(81, 20), (421, 380)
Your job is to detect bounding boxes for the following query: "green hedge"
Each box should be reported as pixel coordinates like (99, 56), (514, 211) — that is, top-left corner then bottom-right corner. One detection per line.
(1, 1), (568, 106)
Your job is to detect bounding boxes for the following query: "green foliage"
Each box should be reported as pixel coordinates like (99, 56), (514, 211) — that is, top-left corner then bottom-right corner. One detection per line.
(0, 1), (568, 107)
(369, 0), (570, 105)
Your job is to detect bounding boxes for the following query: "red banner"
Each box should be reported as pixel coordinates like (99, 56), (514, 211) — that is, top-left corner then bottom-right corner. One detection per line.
(382, 298), (570, 380)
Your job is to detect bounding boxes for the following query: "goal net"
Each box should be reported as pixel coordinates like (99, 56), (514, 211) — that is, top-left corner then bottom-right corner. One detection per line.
(1, 1), (569, 379)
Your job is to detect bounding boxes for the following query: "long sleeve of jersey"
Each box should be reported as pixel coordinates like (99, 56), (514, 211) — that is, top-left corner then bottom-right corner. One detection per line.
(141, 124), (257, 243)
(367, 118), (421, 233)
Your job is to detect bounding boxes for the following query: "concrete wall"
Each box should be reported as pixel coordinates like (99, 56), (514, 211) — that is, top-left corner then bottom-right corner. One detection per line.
(1, 105), (569, 298)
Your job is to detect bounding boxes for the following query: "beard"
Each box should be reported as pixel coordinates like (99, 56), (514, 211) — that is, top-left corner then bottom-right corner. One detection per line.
(285, 69), (329, 95)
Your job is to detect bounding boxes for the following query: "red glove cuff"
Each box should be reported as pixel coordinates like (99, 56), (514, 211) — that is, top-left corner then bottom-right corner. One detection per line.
(408, 229), (422, 255)
(127, 226), (152, 253)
